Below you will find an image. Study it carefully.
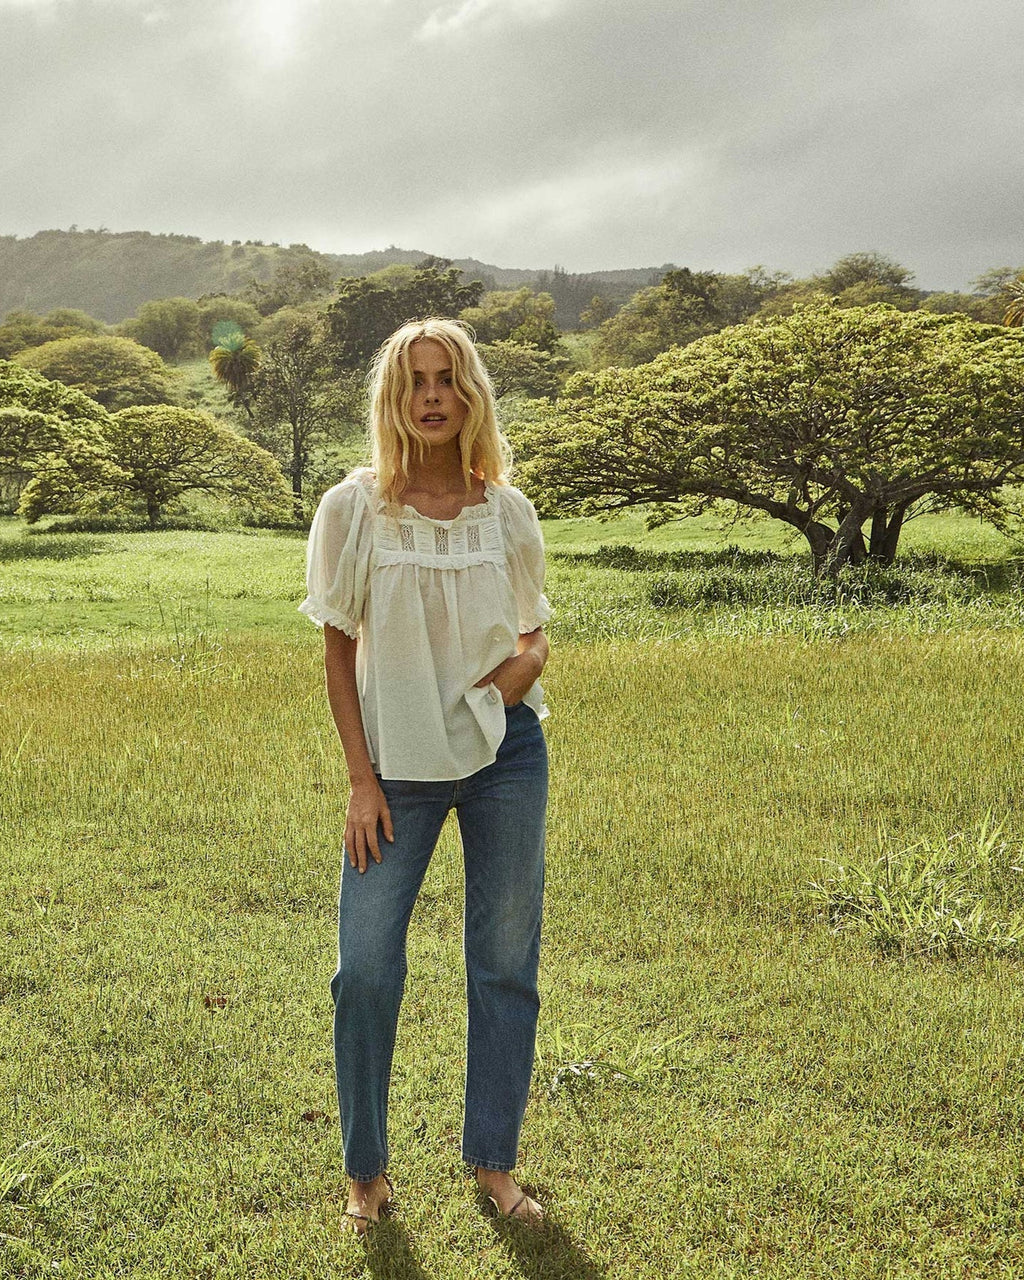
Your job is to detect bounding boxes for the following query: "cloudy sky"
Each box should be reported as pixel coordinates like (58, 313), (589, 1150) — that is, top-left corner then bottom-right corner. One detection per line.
(2, 0), (1022, 290)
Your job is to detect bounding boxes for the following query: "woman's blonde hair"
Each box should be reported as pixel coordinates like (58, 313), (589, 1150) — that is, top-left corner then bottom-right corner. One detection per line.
(363, 317), (513, 511)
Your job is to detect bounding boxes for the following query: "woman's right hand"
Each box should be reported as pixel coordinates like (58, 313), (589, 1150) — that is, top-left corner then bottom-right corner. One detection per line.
(344, 779), (395, 874)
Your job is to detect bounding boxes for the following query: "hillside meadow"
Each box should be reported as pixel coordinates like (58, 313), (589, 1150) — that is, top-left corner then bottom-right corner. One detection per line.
(2, 506), (1024, 1278)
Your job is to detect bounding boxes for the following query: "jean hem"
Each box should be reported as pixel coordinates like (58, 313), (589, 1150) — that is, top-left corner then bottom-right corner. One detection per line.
(463, 1155), (516, 1173)
(346, 1164), (388, 1182)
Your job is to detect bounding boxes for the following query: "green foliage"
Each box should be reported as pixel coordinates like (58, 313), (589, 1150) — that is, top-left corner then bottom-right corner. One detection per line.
(196, 296), (262, 350)
(18, 404), (293, 529)
(590, 266), (784, 367)
(808, 814), (1024, 956)
(324, 260), (484, 369)
(460, 286), (561, 351)
(240, 252), (333, 317)
(246, 313), (363, 507)
(118, 296), (203, 361)
(813, 250), (914, 294)
(0, 361), (112, 479)
(524, 302), (1024, 574)
(14, 334), (182, 411)
(917, 290), (1005, 323)
(209, 333), (261, 420)
(0, 307), (107, 359)
(477, 339), (568, 399)
(578, 293), (613, 330)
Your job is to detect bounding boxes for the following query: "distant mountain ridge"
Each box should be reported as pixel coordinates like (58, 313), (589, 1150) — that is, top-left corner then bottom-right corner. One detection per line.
(0, 227), (671, 327)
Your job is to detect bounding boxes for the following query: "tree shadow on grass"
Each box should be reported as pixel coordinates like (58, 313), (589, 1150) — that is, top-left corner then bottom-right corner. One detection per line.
(0, 535), (106, 563)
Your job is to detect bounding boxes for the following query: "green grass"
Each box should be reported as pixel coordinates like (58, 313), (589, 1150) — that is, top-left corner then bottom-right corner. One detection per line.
(4, 512), (1024, 1275)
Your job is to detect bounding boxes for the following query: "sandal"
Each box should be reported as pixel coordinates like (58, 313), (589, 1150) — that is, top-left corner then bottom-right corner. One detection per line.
(345, 1172), (395, 1234)
(483, 1187), (544, 1223)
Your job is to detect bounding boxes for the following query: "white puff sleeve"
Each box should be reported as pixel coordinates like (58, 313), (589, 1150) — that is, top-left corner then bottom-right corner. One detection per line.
(298, 479), (373, 638)
(499, 484), (553, 634)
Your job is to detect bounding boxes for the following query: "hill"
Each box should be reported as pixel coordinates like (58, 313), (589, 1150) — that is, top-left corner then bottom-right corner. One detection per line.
(0, 227), (670, 329)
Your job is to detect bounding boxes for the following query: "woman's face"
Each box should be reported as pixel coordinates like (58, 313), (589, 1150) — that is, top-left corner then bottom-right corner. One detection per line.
(408, 339), (467, 449)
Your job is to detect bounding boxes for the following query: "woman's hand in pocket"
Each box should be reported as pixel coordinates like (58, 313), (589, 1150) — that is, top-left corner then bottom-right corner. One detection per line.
(344, 779), (394, 874)
(474, 651), (541, 705)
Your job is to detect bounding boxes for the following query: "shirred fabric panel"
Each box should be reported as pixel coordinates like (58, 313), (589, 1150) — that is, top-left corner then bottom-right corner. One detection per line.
(498, 484), (554, 633)
(298, 480), (373, 639)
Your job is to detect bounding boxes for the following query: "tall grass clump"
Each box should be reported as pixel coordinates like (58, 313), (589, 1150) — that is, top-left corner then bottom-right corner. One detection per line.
(808, 812), (1024, 957)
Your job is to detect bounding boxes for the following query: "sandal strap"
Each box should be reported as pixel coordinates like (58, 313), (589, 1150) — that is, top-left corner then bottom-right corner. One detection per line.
(508, 1193), (528, 1217)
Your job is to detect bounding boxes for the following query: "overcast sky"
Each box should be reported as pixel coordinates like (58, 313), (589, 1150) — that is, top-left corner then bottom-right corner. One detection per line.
(2, 0), (1022, 291)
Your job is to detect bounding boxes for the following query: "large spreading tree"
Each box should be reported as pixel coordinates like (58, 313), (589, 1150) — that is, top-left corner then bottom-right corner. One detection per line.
(19, 404), (293, 528)
(517, 302), (1024, 576)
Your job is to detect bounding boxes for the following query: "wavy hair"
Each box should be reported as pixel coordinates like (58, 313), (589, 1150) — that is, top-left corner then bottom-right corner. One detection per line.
(362, 317), (513, 512)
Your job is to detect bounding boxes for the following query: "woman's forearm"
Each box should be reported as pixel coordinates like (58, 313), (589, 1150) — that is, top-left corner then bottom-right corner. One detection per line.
(323, 626), (378, 788)
(516, 626), (549, 677)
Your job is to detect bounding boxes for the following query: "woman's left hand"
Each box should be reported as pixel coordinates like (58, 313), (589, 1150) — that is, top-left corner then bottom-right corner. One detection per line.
(474, 651), (541, 705)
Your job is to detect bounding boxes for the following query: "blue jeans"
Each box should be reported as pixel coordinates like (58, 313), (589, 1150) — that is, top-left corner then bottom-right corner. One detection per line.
(331, 702), (549, 1181)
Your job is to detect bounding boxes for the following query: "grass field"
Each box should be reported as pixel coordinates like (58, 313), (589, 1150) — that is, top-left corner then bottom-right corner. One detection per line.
(3, 507), (1024, 1278)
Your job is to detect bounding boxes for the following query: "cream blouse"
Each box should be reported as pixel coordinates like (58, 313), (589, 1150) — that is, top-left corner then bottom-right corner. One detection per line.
(299, 466), (553, 781)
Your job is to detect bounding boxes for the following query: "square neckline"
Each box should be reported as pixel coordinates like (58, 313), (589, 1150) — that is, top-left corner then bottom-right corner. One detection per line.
(396, 478), (495, 525)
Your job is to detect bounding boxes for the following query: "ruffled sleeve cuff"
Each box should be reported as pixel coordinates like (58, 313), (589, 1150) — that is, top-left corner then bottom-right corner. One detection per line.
(519, 592), (553, 633)
(297, 596), (360, 638)
(299, 478), (373, 638)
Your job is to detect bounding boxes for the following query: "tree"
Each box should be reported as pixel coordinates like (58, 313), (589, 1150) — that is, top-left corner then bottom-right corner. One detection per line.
(477, 340), (568, 400)
(119, 297), (203, 361)
(459, 287), (561, 351)
(756, 253), (921, 320)
(246, 313), (361, 507)
(0, 307), (106, 360)
(1003, 276), (1024, 327)
(590, 267), (782, 368)
(579, 295), (612, 329)
(196, 295), (263, 350)
(14, 335), (182, 411)
(813, 251), (915, 294)
(19, 404), (293, 528)
(0, 360), (121, 506)
(209, 323), (261, 421)
(324, 262), (483, 370)
(518, 302), (1024, 577)
(242, 252), (333, 316)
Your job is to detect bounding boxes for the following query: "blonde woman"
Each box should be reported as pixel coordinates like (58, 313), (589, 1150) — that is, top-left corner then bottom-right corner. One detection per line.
(299, 318), (552, 1234)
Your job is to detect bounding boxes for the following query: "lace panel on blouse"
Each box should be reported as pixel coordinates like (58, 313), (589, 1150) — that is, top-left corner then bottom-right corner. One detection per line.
(357, 477), (507, 570)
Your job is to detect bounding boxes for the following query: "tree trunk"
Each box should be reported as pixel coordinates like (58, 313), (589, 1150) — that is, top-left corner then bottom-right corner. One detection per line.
(875, 500), (910, 565)
(146, 495), (161, 529)
(816, 503), (873, 578)
(802, 520), (836, 577)
(291, 419), (303, 499)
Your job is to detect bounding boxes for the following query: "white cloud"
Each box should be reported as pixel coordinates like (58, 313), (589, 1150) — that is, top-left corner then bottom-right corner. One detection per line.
(417, 0), (565, 41)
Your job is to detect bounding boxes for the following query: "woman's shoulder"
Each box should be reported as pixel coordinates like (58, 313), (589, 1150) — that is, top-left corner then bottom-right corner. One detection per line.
(316, 468), (377, 516)
(493, 478), (540, 522)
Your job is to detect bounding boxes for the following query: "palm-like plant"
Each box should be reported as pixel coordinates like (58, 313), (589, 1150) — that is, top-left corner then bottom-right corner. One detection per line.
(1003, 277), (1024, 327)
(208, 322), (261, 419)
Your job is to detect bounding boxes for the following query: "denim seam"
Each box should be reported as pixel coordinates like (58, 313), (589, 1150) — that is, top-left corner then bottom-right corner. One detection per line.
(463, 1155), (516, 1173)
